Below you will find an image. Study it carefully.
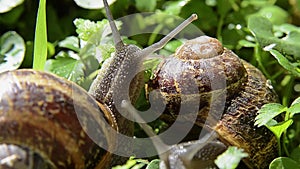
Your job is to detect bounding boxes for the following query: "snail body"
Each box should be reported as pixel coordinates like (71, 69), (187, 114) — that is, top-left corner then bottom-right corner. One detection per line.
(146, 36), (278, 169)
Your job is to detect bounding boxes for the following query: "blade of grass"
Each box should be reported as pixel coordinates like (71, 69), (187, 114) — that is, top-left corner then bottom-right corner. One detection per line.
(33, 0), (47, 70)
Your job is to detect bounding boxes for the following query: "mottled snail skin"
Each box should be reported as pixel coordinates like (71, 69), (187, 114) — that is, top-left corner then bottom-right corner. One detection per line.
(147, 36), (278, 169)
(89, 44), (143, 137)
(0, 69), (118, 169)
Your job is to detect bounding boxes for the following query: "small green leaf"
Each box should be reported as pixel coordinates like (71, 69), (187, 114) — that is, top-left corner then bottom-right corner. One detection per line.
(291, 97), (300, 106)
(45, 57), (85, 84)
(238, 39), (256, 48)
(74, 18), (108, 42)
(274, 24), (300, 35)
(33, 0), (47, 70)
(215, 146), (248, 169)
(74, 18), (122, 47)
(146, 159), (160, 169)
(288, 102), (300, 116)
(112, 157), (147, 169)
(0, 0), (24, 13)
(58, 36), (80, 52)
(0, 31), (25, 73)
(267, 119), (293, 139)
(269, 49), (300, 77)
(269, 157), (300, 169)
(255, 103), (286, 127)
(248, 15), (300, 58)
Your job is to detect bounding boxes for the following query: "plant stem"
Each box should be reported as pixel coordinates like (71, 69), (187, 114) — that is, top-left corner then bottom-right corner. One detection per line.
(254, 44), (271, 79)
(277, 137), (282, 156)
(282, 76), (294, 107)
(217, 15), (224, 43)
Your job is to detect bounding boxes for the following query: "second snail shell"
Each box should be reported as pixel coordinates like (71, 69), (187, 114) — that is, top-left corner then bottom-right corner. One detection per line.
(147, 36), (278, 169)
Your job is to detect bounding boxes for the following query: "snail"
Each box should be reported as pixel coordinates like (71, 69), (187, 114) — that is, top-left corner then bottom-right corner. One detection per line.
(0, 0), (199, 168)
(140, 36), (279, 168)
(0, 69), (119, 169)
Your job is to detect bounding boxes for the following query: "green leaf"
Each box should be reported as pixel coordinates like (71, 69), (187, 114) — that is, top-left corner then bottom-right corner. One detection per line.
(241, 0), (276, 8)
(248, 15), (300, 58)
(112, 157), (147, 169)
(58, 36), (80, 52)
(74, 18), (121, 46)
(0, 0), (24, 13)
(33, 0), (47, 70)
(288, 102), (300, 117)
(274, 24), (300, 35)
(215, 146), (248, 169)
(257, 6), (289, 25)
(135, 0), (156, 12)
(267, 119), (293, 139)
(74, 18), (108, 42)
(269, 157), (300, 169)
(45, 57), (85, 84)
(164, 0), (190, 15)
(290, 146), (300, 163)
(0, 31), (25, 73)
(74, 0), (116, 9)
(255, 103), (286, 127)
(238, 39), (256, 48)
(217, 0), (232, 16)
(146, 159), (160, 169)
(291, 97), (300, 106)
(269, 49), (300, 77)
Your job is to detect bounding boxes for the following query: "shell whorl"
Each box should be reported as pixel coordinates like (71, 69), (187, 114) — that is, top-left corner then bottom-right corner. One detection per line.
(175, 36), (223, 59)
(147, 36), (278, 169)
(0, 69), (117, 169)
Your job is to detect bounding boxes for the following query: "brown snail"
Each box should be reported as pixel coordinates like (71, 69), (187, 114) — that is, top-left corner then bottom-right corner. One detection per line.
(0, 0), (199, 168)
(0, 69), (119, 169)
(141, 36), (279, 168)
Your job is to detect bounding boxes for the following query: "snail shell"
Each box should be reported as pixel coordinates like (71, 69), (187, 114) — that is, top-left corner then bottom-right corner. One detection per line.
(147, 36), (278, 169)
(0, 69), (117, 169)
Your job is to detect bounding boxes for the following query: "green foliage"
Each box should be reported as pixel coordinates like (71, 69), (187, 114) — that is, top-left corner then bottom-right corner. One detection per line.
(111, 157), (159, 169)
(269, 157), (300, 169)
(44, 18), (117, 86)
(255, 97), (300, 167)
(215, 147), (248, 169)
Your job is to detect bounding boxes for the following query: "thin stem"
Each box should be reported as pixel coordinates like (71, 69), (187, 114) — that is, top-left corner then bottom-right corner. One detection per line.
(277, 137), (282, 156)
(282, 76), (294, 107)
(282, 131), (290, 156)
(254, 43), (272, 79)
(216, 15), (224, 43)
